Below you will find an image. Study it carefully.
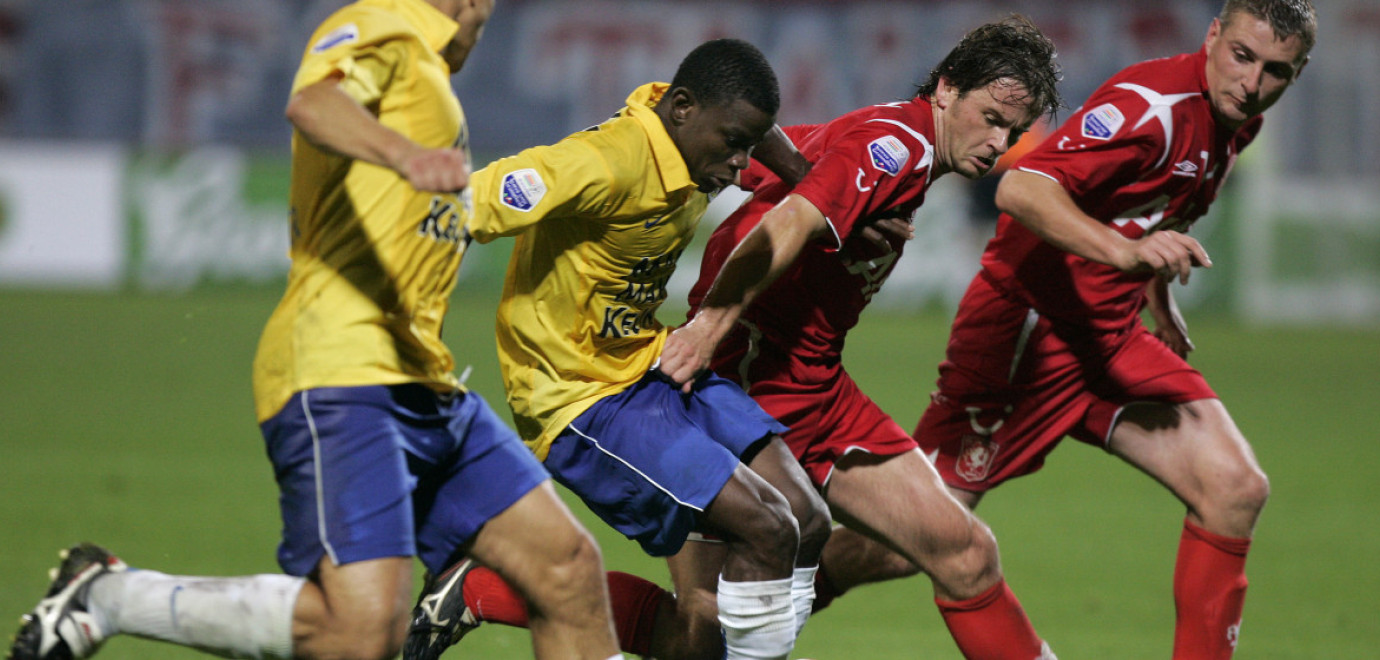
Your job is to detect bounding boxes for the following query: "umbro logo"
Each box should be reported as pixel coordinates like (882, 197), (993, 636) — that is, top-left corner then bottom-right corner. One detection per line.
(1171, 159), (1200, 178)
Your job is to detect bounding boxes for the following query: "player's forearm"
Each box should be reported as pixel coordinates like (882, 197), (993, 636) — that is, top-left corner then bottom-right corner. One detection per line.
(997, 170), (1133, 268)
(697, 195), (826, 325)
(286, 77), (416, 172)
(750, 125), (811, 187)
(1145, 277), (1184, 330)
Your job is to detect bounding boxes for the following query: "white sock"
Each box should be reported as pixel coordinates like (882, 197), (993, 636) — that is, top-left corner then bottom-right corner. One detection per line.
(717, 575), (795, 660)
(88, 569), (303, 659)
(790, 565), (817, 639)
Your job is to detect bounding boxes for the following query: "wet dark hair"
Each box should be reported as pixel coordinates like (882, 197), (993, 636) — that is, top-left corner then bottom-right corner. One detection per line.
(1221, 0), (1316, 57)
(916, 15), (1063, 120)
(669, 38), (780, 116)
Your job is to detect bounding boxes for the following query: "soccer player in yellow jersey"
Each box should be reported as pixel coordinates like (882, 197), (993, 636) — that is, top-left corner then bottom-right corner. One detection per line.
(8, 3), (621, 660)
(407, 39), (831, 660)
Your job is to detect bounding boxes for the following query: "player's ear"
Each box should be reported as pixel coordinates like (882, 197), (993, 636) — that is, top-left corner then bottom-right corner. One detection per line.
(1204, 17), (1222, 50)
(666, 87), (698, 127)
(934, 77), (959, 110)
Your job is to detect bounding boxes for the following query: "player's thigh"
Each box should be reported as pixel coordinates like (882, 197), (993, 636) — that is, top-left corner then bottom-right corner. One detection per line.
(295, 555), (414, 652)
(414, 389), (550, 575)
(546, 371), (786, 557)
(1108, 398), (1262, 504)
(827, 449), (977, 560)
(467, 480), (603, 595)
(743, 437), (829, 543)
(263, 386), (423, 576)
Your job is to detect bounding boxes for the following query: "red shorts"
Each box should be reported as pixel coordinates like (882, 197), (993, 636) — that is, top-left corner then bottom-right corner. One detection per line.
(713, 329), (916, 487)
(912, 274), (1216, 492)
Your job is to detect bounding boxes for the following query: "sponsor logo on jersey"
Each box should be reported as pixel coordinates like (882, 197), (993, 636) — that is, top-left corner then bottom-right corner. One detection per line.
(499, 169), (546, 212)
(1081, 103), (1125, 141)
(1172, 159), (1200, 178)
(867, 136), (909, 176)
(312, 23), (360, 53)
(956, 434), (998, 483)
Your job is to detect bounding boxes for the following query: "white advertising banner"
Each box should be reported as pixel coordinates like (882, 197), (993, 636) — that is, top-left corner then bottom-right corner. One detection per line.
(0, 142), (127, 288)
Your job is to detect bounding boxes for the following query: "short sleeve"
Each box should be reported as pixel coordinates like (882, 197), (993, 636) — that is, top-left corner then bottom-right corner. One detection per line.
(791, 121), (932, 244)
(291, 8), (412, 106)
(1016, 85), (1160, 202)
(467, 138), (613, 242)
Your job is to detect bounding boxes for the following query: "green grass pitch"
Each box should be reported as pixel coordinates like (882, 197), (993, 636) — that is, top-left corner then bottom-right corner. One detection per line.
(1, 287), (1376, 658)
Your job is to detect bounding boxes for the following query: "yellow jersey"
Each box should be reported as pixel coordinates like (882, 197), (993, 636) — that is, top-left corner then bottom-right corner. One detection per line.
(468, 83), (709, 458)
(253, 0), (472, 422)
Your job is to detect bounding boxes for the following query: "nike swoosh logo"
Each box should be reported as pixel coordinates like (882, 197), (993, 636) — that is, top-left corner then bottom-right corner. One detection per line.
(925, 448), (939, 464)
(645, 216), (667, 229)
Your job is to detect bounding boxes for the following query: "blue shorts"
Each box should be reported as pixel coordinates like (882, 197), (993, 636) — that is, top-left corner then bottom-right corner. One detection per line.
(261, 384), (549, 576)
(544, 370), (787, 557)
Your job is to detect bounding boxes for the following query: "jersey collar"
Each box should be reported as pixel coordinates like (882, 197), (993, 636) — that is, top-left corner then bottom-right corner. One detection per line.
(622, 83), (696, 193)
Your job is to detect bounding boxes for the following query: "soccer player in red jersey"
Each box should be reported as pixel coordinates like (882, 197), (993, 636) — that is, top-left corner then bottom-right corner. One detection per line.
(809, 2), (1317, 658)
(661, 16), (1063, 660)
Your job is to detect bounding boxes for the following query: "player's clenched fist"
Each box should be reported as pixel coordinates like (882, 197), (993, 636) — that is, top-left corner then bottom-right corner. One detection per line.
(400, 146), (471, 193)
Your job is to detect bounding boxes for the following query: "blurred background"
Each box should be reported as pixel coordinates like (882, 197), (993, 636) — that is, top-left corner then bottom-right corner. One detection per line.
(2, 1), (1378, 658)
(1, 0), (1376, 321)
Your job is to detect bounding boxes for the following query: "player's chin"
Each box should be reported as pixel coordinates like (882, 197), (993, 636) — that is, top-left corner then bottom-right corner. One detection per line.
(696, 176), (729, 193)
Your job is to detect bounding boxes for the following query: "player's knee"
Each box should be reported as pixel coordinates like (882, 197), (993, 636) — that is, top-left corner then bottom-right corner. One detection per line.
(314, 602), (409, 660)
(1217, 460), (1270, 517)
(794, 490), (832, 562)
(736, 496), (800, 572)
(535, 525), (607, 604)
(927, 517), (1002, 598)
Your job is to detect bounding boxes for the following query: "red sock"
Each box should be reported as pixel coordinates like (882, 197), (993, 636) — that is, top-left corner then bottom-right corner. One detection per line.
(1172, 520), (1251, 660)
(461, 565), (528, 627)
(811, 563), (842, 613)
(461, 567), (671, 655)
(605, 571), (672, 656)
(935, 579), (1045, 659)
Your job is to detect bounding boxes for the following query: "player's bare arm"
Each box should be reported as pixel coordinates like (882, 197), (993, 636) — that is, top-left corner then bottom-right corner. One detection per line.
(747, 125), (812, 187)
(286, 74), (470, 193)
(661, 193), (829, 390)
(997, 169), (1211, 283)
(1145, 277), (1195, 357)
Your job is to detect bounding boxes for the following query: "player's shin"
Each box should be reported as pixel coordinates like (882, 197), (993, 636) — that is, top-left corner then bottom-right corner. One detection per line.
(717, 575), (795, 660)
(1172, 520), (1251, 660)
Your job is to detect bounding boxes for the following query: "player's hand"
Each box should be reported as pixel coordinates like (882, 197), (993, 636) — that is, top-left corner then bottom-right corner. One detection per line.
(846, 212), (914, 259)
(399, 146), (471, 193)
(1153, 323), (1195, 358)
(1118, 230), (1211, 284)
(659, 323), (716, 393)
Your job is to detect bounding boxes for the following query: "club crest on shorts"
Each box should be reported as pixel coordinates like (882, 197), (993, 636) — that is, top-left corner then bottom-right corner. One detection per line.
(867, 136), (909, 176)
(1081, 103), (1124, 141)
(956, 434), (998, 483)
(500, 168), (547, 212)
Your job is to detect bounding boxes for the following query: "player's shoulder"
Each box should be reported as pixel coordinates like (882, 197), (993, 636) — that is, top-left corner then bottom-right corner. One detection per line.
(823, 99), (936, 176)
(306, 4), (416, 55)
(1071, 52), (1204, 143)
(1115, 50), (1200, 86)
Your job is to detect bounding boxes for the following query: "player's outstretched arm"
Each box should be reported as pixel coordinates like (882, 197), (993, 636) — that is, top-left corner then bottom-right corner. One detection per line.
(286, 73), (470, 193)
(661, 193), (829, 390)
(997, 169), (1210, 283)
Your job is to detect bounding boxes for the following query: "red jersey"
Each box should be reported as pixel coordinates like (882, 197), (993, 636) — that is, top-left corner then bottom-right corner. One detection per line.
(982, 48), (1262, 331)
(688, 99), (938, 383)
